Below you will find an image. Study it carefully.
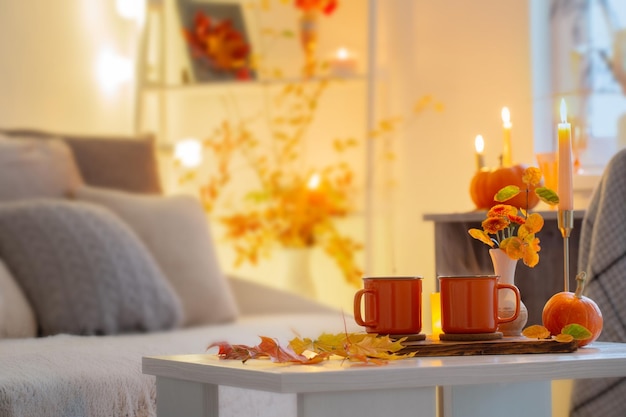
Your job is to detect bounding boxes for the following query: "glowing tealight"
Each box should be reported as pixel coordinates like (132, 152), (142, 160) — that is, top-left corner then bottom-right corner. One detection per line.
(307, 173), (321, 190)
(329, 47), (357, 77)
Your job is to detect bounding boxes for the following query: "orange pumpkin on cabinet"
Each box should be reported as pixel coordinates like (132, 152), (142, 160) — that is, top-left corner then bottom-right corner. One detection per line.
(470, 164), (541, 210)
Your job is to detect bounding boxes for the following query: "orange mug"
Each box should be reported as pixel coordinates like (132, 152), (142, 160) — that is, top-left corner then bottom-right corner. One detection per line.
(353, 276), (423, 335)
(438, 275), (520, 334)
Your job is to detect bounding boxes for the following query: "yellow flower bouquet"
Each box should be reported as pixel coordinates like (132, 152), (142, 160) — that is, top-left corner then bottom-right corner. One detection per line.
(468, 167), (559, 267)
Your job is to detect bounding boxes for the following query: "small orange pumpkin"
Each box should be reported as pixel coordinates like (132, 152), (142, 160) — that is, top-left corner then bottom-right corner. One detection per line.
(469, 164), (541, 210)
(542, 273), (603, 347)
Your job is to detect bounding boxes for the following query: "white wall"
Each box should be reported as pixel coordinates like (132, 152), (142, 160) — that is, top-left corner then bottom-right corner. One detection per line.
(0, 0), (538, 309)
(373, 0), (534, 319)
(0, 0), (140, 135)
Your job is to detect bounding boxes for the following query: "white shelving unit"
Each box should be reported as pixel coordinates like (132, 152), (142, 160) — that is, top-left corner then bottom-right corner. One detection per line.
(135, 0), (374, 146)
(134, 0), (379, 309)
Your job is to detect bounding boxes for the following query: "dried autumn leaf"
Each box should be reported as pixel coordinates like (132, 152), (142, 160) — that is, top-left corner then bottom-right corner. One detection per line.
(522, 325), (551, 339)
(208, 337), (329, 365)
(562, 323), (593, 341)
(257, 336), (328, 364)
(289, 336), (314, 355)
(208, 341), (262, 362)
(291, 332), (354, 358)
(554, 333), (575, 343)
(346, 334), (411, 362)
(213, 332), (415, 366)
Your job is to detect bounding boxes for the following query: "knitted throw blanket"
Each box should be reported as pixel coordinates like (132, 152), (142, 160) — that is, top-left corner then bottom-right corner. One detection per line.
(0, 313), (352, 417)
(571, 149), (626, 417)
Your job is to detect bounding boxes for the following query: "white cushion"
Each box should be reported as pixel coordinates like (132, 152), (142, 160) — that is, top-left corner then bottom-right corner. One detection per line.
(0, 259), (37, 338)
(0, 135), (83, 201)
(73, 185), (239, 326)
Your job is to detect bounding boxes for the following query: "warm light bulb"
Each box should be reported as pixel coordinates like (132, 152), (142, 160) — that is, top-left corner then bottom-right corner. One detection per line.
(116, 0), (145, 21)
(560, 98), (568, 123)
(307, 173), (321, 190)
(475, 135), (485, 153)
(174, 138), (203, 168)
(501, 107), (511, 127)
(96, 49), (132, 94)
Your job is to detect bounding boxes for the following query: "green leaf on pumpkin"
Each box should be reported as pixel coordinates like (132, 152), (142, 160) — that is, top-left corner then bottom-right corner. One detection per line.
(561, 323), (592, 340)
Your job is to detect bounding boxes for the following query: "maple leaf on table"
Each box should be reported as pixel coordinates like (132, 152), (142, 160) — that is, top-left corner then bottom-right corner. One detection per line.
(345, 334), (413, 363)
(207, 341), (262, 363)
(257, 336), (330, 364)
(208, 336), (329, 364)
(209, 333), (414, 366)
(289, 332), (350, 357)
(289, 332), (413, 362)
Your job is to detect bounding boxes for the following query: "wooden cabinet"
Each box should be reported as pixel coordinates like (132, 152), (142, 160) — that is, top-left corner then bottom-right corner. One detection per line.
(423, 210), (585, 326)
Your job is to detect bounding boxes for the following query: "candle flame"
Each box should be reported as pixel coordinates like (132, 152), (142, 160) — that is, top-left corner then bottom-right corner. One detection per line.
(336, 47), (349, 60)
(501, 107), (511, 125)
(560, 98), (567, 123)
(307, 173), (320, 190)
(475, 135), (485, 153)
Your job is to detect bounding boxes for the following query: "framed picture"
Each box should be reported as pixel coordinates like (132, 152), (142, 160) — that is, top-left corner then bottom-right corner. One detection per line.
(177, 0), (255, 82)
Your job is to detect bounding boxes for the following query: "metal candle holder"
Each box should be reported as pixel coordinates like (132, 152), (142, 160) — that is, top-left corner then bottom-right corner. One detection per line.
(557, 210), (574, 292)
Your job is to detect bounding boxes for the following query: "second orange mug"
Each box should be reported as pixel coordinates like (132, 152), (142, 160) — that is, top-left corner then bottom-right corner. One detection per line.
(353, 276), (423, 335)
(438, 275), (520, 334)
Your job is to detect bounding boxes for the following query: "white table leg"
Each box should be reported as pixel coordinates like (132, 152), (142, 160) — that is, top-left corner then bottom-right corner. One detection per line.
(156, 377), (219, 417)
(442, 381), (551, 417)
(155, 377), (436, 417)
(298, 387), (437, 417)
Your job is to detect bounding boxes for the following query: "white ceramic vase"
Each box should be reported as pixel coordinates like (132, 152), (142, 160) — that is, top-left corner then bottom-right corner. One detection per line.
(489, 248), (528, 336)
(283, 247), (316, 299)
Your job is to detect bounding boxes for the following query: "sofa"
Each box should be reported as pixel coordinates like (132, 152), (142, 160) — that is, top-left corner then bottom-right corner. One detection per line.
(0, 130), (358, 417)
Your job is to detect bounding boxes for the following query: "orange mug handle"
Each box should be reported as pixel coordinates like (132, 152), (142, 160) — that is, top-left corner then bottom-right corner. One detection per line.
(496, 283), (520, 324)
(353, 289), (377, 327)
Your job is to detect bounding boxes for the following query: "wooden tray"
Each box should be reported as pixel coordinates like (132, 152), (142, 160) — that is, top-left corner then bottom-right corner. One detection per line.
(398, 336), (578, 357)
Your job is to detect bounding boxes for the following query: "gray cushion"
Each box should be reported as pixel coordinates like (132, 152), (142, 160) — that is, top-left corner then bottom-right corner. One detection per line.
(0, 259), (37, 339)
(73, 185), (239, 326)
(0, 129), (162, 194)
(0, 135), (84, 201)
(0, 200), (183, 336)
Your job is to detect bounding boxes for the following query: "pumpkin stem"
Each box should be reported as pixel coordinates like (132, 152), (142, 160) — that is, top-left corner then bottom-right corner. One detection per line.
(574, 271), (587, 299)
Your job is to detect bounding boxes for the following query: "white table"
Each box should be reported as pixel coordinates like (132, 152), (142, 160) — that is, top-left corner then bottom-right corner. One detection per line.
(142, 342), (626, 417)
